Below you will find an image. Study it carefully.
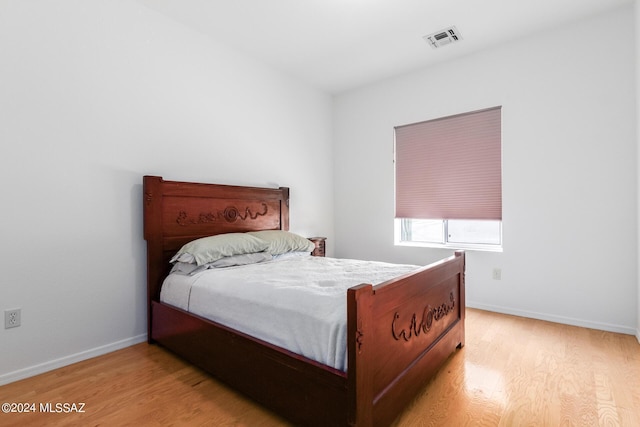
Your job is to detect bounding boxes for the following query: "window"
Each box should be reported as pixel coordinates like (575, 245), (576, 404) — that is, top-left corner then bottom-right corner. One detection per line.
(397, 219), (501, 250)
(394, 107), (502, 251)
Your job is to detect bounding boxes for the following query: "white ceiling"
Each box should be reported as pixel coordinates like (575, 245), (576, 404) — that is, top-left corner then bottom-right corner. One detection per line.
(137, 0), (632, 94)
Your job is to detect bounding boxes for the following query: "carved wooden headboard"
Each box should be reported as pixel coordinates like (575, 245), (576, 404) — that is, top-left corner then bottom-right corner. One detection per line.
(143, 175), (290, 314)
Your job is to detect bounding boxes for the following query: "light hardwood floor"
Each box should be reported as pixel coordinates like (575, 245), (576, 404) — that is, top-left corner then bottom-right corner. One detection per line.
(1, 308), (639, 426)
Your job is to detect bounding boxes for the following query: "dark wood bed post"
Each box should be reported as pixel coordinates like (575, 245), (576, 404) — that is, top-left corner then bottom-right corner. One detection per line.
(143, 176), (164, 343)
(347, 284), (374, 426)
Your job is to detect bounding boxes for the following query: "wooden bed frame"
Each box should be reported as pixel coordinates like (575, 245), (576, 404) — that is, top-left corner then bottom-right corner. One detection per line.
(143, 175), (465, 426)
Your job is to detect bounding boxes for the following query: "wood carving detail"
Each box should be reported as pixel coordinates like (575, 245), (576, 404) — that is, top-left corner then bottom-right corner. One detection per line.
(176, 203), (268, 225)
(392, 292), (456, 342)
(356, 319), (364, 354)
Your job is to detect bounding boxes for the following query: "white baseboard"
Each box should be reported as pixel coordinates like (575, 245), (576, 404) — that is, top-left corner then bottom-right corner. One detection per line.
(0, 334), (147, 386)
(466, 301), (637, 336)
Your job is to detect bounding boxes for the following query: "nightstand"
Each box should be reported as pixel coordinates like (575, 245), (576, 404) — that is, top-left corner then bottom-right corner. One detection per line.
(308, 237), (326, 257)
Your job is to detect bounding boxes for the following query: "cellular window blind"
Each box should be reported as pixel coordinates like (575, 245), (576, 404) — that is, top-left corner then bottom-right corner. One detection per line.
(395, 106), (502, 220)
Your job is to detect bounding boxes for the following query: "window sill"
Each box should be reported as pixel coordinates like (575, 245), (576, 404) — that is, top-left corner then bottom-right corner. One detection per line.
(395, 240), (503, 253)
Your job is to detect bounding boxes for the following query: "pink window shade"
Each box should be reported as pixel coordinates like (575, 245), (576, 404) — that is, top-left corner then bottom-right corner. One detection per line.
(395, 106), (502, 220)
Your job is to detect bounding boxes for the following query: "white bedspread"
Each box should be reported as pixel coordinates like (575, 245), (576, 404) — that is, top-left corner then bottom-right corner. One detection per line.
(160, 256), (418, 371)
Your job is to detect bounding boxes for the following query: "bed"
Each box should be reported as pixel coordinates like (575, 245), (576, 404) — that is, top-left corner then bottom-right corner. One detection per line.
(143, 175), (466, 426)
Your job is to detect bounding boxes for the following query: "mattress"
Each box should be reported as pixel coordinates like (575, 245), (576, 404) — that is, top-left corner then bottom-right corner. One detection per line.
(160, 256), (419, 371)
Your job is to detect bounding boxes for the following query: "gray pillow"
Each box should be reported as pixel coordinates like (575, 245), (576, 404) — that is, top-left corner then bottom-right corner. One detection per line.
(171, 252), (273, 275)
(247, 230), (315, 255)
(170, 233), (269, 266)
(209, 252), (273, 268)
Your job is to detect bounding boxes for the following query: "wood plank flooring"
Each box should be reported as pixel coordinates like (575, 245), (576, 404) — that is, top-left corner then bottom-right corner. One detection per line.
(1, 308), (638, 426)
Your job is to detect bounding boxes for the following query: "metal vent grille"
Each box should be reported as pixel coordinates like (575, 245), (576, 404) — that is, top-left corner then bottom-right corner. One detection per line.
(423, 26), (463, 49)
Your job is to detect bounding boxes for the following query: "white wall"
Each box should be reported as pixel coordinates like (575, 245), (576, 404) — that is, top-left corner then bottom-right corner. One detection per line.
(0, 0), (334, 384)
(334, 5), (637, 334)
(636, 0), (640, 342)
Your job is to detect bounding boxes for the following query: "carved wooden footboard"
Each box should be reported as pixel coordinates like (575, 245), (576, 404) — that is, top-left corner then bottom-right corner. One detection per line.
(348, 251), (465, 426)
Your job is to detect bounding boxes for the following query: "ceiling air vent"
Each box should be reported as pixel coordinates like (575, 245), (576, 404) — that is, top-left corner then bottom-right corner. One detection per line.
(423, 26), (462, 49)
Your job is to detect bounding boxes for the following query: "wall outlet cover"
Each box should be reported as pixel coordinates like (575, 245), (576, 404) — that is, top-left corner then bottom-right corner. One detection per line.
(4, 308), (21, 329)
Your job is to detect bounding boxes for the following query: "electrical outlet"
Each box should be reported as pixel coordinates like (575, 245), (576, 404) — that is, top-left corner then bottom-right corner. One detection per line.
(4, 308), (21, 329)
(492, 268), (502, 280)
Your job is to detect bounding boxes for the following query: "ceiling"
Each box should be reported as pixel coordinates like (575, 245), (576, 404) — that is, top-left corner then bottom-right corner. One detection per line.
(137, 0), (632, 94)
